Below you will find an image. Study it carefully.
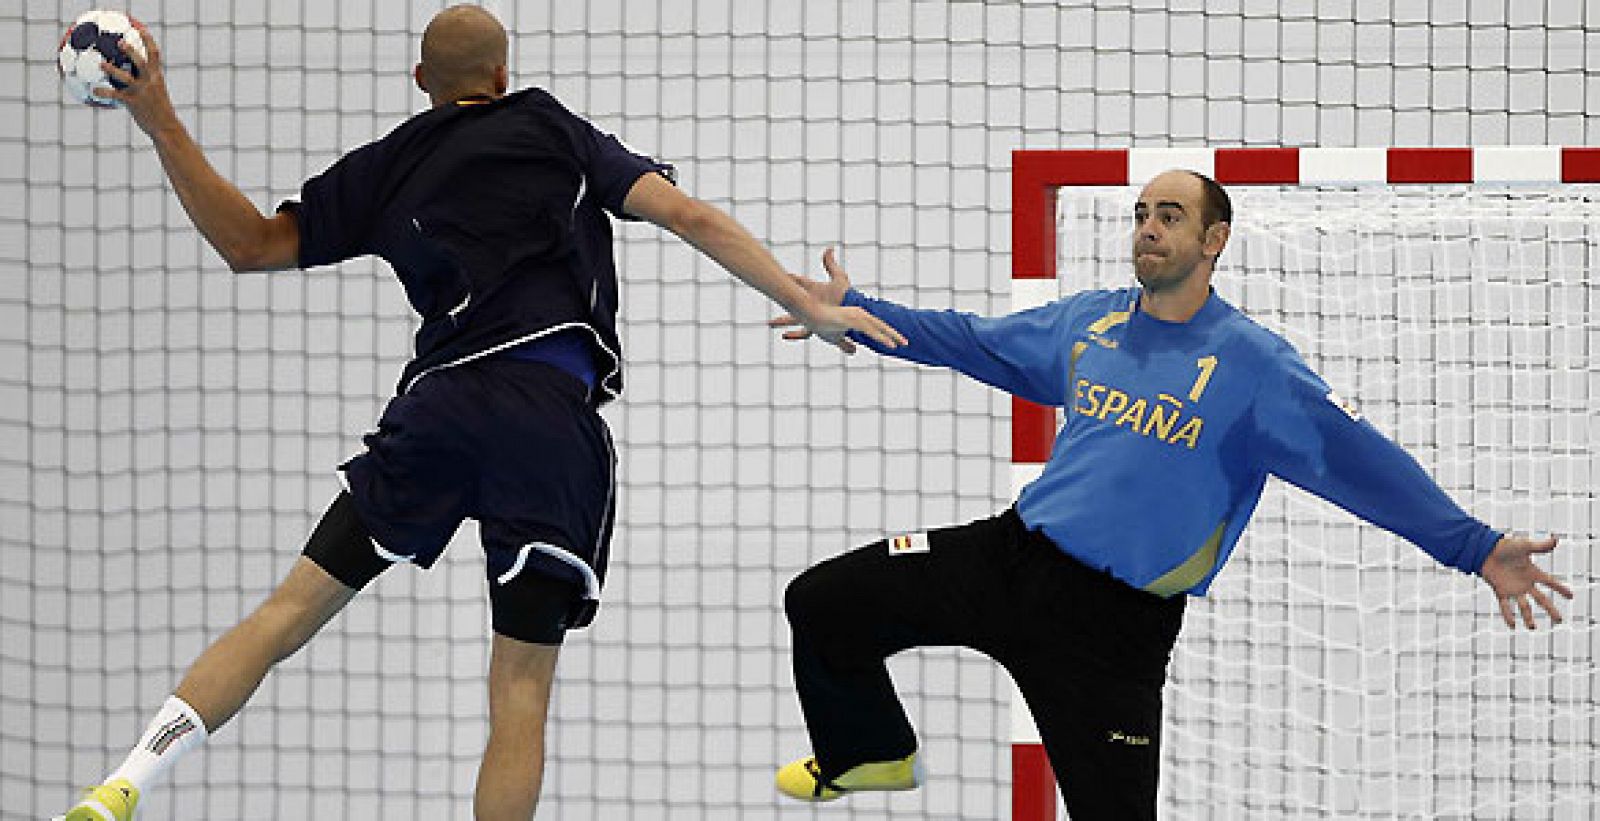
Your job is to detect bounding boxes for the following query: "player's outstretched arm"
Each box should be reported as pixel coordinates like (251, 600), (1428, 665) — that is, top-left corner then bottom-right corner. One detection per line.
(97, 26), (298, 272)
(622, 173), (904, 353)
(1479, 535), (1573, 629)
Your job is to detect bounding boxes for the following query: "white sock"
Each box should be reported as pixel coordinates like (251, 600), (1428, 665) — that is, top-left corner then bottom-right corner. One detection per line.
(106, 695), (210, 793)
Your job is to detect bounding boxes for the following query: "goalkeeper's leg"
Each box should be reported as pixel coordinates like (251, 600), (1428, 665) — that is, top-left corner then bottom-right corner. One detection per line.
(776, 513), (1028, 800)
(990, 526), (1186, 821)
(1005, 653), (1168, 821)
(779, 543), (932, 797)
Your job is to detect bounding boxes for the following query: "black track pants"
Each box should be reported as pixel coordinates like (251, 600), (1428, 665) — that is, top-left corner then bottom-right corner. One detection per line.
(784, 508), (1186, 820)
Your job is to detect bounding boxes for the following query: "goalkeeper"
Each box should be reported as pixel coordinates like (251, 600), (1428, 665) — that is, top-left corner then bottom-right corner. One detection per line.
(59, 6), (903, 821)
(768, 169), (1571, 819)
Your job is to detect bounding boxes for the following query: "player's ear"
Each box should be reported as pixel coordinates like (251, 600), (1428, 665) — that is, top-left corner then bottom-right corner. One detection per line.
(413, 64), (428, 94)
(494, 64), (508, 95)
(1203, 221), (1230, 259)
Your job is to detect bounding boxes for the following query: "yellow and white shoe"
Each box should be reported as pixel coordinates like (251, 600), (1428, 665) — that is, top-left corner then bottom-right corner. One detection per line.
(59, 778), (139, 821)
(776, 752), (921, 801)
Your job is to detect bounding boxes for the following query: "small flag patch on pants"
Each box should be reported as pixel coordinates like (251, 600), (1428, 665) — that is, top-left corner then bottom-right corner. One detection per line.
(887, 532), (930, 555)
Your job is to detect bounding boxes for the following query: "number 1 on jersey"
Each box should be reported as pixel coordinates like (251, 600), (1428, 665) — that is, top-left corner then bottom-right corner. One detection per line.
(1189, 355), (1218, 402)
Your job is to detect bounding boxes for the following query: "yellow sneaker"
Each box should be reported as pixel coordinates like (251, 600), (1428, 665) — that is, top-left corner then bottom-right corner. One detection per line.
(776, 752), (921, 801)
(61, 778), (140, 821)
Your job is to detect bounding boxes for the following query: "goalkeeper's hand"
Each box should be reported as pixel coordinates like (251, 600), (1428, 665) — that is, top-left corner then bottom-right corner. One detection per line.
(771, 248), (906, 353)
(1480, 535), (1573, 629)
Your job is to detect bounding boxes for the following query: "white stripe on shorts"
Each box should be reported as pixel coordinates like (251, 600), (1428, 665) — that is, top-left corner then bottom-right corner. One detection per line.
(498, 541), (601, 602)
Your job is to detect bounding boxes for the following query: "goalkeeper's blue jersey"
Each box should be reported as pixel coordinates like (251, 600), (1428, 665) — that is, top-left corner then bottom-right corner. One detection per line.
(843, 286), (1501, 596)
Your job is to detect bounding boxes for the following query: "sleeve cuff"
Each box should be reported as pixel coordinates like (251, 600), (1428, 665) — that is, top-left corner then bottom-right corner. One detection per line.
(607, 166), (676, 222)
(274, 200), (311, 269)
(1464, 527), (1505, 575)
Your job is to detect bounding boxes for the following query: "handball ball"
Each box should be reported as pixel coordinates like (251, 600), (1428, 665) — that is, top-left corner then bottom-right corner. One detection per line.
(58, 9), (146, 108)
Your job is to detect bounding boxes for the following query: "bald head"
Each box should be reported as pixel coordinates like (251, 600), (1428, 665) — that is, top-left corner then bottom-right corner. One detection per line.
(416, 5), (508, 105)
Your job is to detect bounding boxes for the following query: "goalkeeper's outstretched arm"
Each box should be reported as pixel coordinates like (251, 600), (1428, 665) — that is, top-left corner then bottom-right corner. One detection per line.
(97, 25), (299, 273)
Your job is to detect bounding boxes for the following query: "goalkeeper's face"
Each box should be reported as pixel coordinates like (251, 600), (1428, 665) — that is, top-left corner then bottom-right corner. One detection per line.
(1130, 171), (1219, 293)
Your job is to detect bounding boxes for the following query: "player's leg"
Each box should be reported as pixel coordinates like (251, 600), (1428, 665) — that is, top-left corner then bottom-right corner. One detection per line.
(475, 636), (559, 821)
(174, 559), (356, 726)
(778, 511), (1022, 800)
(62, 491), (381, 821)
(174, 491), (383, 728)
(472, 572), (583, 820)
(467, 358), (616, 819)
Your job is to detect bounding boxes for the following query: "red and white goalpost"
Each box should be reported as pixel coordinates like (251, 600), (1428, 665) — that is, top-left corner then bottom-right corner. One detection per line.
(1008, 147), (1600, 820)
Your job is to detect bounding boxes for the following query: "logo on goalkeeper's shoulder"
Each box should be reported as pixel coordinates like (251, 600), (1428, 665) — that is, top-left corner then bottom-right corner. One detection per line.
(1325, 391), (1362, 421)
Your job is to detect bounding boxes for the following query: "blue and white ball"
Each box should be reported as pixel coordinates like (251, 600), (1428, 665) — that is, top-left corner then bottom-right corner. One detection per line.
(58, 9), (146, 108)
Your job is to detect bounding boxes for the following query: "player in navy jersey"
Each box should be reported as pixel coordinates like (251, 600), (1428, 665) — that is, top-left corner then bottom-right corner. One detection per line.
(767, 170), (1572, 818)
(58, 7), (904, 821)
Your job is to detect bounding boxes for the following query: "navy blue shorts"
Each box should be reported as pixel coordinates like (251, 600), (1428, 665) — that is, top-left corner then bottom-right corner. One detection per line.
(335, 358), (615, 635)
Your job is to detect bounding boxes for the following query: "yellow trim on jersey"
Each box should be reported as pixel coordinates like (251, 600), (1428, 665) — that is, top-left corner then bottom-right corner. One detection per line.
(1070, 340), (1089, 368)
(1069, 308), (1129, 389)
(1086, 310), (1131, 335)
(1144, 520), (1227, 597)
(1065, 340), (1089, 407)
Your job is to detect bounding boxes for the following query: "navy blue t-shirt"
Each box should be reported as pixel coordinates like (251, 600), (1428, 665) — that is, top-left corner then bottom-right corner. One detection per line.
(279, 88), (673, 401)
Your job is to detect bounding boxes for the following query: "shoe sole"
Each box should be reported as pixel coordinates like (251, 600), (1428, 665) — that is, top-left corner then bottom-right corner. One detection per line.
(62, 798), (130, 821)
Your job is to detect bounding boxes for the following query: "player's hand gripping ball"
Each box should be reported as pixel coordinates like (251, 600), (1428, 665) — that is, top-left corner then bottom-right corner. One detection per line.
(58, 10), (147, 108)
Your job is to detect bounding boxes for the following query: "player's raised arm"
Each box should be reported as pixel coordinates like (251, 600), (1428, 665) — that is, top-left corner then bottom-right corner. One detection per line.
(621, 172), (905, 353)
(97, 26), (298, 272)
